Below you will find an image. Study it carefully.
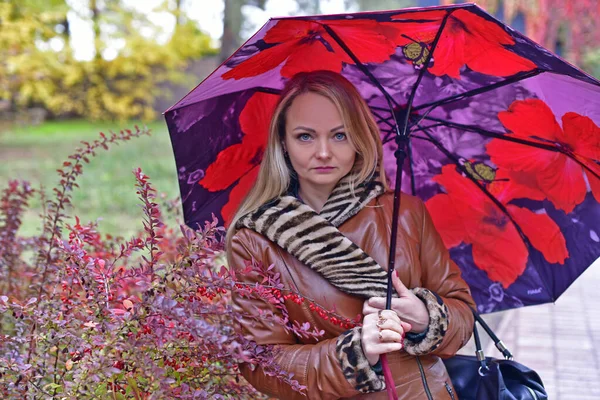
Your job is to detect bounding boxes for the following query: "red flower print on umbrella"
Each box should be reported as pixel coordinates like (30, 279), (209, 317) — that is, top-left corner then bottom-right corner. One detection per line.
(199, 92), (279, 226)
(426, 164), (568, 288)
(167, 3), (600, 322)
(487, 99), (600, 214)
(386, 9), (537, 78)
(222, 19), (405, 80)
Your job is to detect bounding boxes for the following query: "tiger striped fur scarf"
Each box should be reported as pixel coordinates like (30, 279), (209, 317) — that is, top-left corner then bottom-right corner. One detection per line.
(236, 172), (390, 299)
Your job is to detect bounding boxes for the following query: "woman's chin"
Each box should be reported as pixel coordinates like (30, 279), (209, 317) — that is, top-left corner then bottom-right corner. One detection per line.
(307, 174), (342, 186)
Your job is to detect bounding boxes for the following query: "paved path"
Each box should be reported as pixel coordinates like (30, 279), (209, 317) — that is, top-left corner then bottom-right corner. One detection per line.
(458, 258), (600, 400)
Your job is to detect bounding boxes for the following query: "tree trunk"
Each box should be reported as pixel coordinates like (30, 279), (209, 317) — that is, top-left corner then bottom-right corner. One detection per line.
(296, 0), (321, 14)
(60, 17), (70, 37)
(348, 0), (413, 12)
(90, 0), (102, 60)
(175, 0), (184, 26)
(219, 0), (244, 62)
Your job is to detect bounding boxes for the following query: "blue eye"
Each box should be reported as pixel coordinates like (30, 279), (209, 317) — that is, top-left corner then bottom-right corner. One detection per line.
(334, 132), (347, 140)
(298, 133), (312, 141)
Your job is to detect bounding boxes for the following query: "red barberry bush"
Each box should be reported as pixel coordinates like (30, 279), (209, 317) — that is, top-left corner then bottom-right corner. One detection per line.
(0, 127), (361, 399)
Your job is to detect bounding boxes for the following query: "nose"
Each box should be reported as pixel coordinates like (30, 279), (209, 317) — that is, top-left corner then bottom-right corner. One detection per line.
(316, 138), (332, 159)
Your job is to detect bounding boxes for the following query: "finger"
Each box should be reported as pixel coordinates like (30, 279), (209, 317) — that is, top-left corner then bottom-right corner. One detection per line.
(378, 328), (404, 343)
(392, 270), (410, 297)
(401, 321), (412, 333)
(389, 298), (411, 319)
(363, 303), (386, 316)
(362, 312), (377, 326)
(370, 297), (412, 320)
(367, 297), (386, 309)
(363, 302), (380, 316)
(376, 319), (406, 337)
(376, 318), (406, 333)
(379, 309), (401, 324)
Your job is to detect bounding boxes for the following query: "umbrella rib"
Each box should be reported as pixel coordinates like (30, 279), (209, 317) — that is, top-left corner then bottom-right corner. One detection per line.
(416, 123), (554, 298)
(382, 128), (397, 144)
(255, 87), (282, 95)
(371, 105), (395, 112)
(371, 108), (399, 144)
(399, 10), (453, 137)
(412, 69), (542, 112)
(409, 134), (434, 142)
(421, 116), (600, 180)
(421, 116), (560, 152)
(371, 109), (396, 129)
(383, 123), (445, 144)
(407, 139), (417, 195)
(416, 124), (530, 241)
(417, 124), (526, 236)
(587, 163), (600, 180)
(380, 127), (397, 141)
(319, 23), (402, 132)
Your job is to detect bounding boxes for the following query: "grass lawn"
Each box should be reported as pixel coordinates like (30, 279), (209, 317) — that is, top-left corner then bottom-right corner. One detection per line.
(0, 119), (182, 238)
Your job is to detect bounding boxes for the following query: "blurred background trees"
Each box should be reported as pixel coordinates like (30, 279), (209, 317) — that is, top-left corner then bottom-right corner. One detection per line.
(1, 0), (215, 122)
(220, 0), (267, 62)
(1, 0), (599, 123)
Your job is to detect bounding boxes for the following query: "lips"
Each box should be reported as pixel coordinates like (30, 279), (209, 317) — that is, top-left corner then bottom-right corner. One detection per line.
(314, 166), (334, 170)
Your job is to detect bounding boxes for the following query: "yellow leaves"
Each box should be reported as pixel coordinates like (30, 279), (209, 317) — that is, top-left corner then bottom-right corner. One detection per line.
(65, 359), (73, 371)
(168, 21), (217, 60)
(18, 84), (34, 106)
(62, 62), (85, 87)
(2, 0), (216, 121)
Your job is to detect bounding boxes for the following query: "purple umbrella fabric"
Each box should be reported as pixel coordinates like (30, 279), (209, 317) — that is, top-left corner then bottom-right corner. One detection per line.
(164, 3), (600, 314)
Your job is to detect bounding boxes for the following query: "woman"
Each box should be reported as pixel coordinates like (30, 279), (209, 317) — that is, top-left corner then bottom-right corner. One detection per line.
(226, 70), (475, 399)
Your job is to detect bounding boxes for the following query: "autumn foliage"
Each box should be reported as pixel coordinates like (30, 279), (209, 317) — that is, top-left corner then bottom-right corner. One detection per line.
(0, 127), (361, 398)
(0, 1), (215, 121)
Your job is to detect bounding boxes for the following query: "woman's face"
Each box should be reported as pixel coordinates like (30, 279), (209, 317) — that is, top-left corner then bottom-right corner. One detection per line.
(283, 92), (356, 195)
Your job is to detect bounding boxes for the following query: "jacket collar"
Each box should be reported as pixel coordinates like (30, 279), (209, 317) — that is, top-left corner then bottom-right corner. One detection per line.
(236, 171), (393, 298)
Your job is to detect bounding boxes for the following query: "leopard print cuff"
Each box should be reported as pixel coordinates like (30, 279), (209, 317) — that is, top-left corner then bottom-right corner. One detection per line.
(404, 288), (449, 355)
(336, 327), (386, 393)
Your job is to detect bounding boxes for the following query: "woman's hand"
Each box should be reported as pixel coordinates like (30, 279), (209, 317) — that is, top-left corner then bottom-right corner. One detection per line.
(360, 309), (412, 366)
(363, 270), (429, 334)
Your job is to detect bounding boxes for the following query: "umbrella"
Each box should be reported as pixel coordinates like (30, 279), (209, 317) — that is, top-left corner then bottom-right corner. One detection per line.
(164, 2), (600, 395)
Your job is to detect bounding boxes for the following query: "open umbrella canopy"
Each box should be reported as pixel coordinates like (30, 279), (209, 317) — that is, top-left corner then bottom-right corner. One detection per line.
(164, 3), (600, 314)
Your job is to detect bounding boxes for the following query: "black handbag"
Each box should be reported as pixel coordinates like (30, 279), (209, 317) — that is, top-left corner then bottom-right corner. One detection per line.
(442, 309), (548, 400)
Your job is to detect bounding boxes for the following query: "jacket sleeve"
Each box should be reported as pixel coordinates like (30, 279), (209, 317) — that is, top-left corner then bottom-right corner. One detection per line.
(404, 199), (475, 358)
(228, 229), (385, 399)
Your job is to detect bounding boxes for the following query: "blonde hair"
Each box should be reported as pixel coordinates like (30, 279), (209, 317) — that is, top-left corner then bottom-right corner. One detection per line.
(225, 70), (388, 250)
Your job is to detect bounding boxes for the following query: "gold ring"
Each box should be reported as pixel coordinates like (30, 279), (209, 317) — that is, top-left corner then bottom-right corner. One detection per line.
(377, 310), (387, 327)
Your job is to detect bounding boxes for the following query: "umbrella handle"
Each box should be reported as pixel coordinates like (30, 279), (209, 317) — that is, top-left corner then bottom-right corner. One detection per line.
(379, 136), (408, 400)
(380, 354), (398, 400)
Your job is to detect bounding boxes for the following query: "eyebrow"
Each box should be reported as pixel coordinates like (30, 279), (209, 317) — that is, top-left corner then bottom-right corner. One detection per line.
(293, 125), (345, 133)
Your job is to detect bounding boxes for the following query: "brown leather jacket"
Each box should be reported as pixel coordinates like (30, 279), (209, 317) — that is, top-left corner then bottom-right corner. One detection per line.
(229, 191), (475, 399)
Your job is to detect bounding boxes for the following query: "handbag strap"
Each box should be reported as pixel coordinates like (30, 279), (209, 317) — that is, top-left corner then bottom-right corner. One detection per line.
(472, 320), (489, 373)
(469, 306), (514, 361)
